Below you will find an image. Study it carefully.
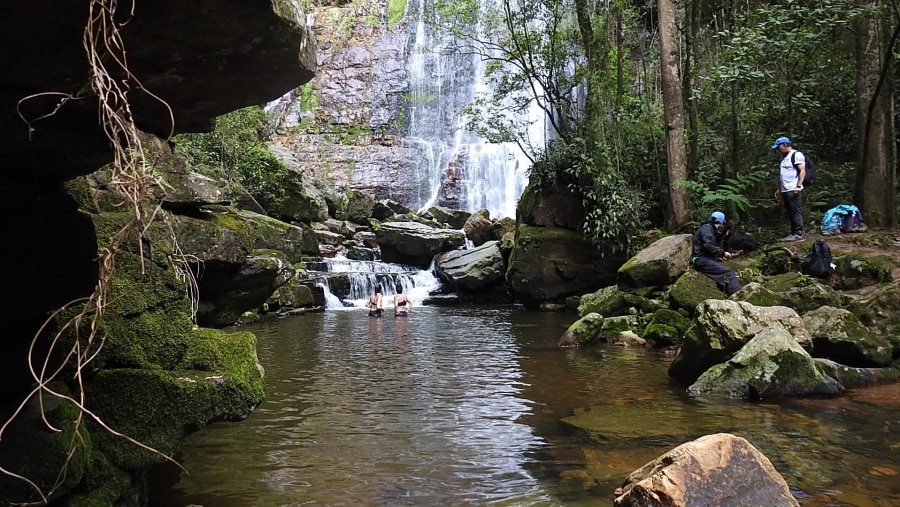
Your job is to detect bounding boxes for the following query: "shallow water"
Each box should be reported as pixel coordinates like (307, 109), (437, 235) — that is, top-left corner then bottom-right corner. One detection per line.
(149, 305), (900, 506)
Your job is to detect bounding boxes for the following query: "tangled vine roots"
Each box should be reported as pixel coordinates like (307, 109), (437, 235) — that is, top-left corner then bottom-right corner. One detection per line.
(3, 0), (186, 503)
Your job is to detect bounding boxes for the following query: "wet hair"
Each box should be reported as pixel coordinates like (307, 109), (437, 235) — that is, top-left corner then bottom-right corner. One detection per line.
(374, 284), (382, 293)
(396, 284), (403, 294)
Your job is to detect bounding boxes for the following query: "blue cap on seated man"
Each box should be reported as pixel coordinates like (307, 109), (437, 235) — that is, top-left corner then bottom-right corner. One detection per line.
(710, 211), (726, 223)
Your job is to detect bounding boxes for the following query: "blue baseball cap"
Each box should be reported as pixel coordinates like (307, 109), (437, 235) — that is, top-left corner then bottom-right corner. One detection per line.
(710, 211), (726, 223)
(771, 136), (791, 149)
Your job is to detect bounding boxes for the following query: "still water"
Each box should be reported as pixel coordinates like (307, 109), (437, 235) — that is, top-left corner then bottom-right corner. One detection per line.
(149, 305), (900, 506)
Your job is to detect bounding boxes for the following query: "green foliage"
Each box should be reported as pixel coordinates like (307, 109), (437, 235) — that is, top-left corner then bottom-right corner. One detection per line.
(173, 106), (289, 213)
(677, 169), (770, 222)
(803, 161), (854, 213)
(387, 0), (406, 27)
(568, 137), (649, 257)
(697, 0), (866, 184)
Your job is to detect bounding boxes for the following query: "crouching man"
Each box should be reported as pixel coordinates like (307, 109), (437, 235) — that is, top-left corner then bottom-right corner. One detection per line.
(691, 211), (742, 297)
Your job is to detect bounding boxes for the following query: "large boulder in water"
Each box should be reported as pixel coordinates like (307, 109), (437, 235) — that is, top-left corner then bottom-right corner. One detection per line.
(614, 433), (799, 506)
(375, 221), (466, 268)
(505, 225), (622, 309)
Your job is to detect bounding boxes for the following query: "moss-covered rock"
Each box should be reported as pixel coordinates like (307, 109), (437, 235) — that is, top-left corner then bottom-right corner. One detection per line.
(506, 226), (621, 309)
(772, 282), (844, 315)
(731, 282), (789, 308)
(87, 327), (264, 470)
(668, 269), (725, 316)
(0, 385), (91, 505)
(558, 313), (606, 347)
(643, 308), (692, 347)
(846, 280), (900, 356)
(669, 300), (812, 385)
(576, 284), (660, 319)
(687, 328), (843, 399)
(803, 306), (892, 367)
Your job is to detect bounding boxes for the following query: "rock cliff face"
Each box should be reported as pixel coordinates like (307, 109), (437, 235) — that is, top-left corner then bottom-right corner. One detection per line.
(267, 0), (469, 211)
(0, 1), (316, 504)
(2, 0), (316, 393)
(2, 0), (316, 176)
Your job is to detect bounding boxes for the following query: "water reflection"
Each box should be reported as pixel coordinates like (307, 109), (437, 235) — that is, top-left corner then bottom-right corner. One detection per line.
(149, 305), (900, 507)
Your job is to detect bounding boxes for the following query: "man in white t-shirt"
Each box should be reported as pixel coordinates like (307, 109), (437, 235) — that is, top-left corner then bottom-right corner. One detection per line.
(771, 136), (805, 242)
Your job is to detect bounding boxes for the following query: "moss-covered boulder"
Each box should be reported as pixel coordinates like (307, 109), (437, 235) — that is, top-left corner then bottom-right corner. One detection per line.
(27, 211), (269, 505)
(576, 284), (661, 319)
(803, 306), (893, 367)
(846, 280), (900, 356)
(814, 358), (900, 387)
(617, 234), (691, 289)
(668, 269), (726, 316)
(506, 226), (621, 309)
(731, 282), (790, 308)
(766, 282), (844, 315)
(687, 328), (843, 399)
(266, 277), (315, 311)
(642, 308), (692, 347)
(237, 209), (319, 260)
(669, 300), (813, 385)
(87, 327), (264, 470)
(558, 312), (606, 347)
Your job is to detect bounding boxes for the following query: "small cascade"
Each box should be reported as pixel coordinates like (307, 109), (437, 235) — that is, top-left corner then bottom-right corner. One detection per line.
(307, 256), (442, 310)
(315, 280), (344, 309)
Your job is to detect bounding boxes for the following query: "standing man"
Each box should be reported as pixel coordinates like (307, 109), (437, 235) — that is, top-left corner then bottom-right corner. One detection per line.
(691, 211), (742, 297)
(772, 136), (805, 242)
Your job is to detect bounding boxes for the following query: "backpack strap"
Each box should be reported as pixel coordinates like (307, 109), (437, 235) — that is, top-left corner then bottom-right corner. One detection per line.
(791, 151), (805, 181)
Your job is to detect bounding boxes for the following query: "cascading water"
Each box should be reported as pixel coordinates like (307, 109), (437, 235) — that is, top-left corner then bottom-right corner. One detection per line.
(308, 256), (441, 310)
(405, 0), (545, 219)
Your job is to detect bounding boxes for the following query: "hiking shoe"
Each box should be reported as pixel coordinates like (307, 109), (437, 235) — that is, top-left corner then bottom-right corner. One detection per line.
(780, 234), (803, 242)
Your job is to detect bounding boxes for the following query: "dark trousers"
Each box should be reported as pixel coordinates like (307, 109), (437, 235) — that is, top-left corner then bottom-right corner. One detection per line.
(694, 257), (742, 297)
(781, 191), (803, 235)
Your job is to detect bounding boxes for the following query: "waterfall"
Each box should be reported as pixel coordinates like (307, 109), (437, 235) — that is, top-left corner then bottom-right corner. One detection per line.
(405, 0), (545, 219)
(308, 256), (442, 310)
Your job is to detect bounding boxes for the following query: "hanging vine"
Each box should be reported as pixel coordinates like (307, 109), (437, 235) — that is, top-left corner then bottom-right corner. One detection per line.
(2, 0), (187, 503)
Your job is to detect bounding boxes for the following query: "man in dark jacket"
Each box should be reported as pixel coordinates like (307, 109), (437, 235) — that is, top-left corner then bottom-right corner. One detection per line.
(691, 211), (742, 297)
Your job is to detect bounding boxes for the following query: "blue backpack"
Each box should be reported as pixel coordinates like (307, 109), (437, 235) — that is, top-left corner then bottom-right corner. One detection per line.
(822, 204), (867, 234)
(791, 150), (818, 186)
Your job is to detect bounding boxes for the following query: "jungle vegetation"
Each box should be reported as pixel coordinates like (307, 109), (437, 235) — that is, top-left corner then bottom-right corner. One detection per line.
(182, 0), (898, 256)
(434, 0), (896, 253)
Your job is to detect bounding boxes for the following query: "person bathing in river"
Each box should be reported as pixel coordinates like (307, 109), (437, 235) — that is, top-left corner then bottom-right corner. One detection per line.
(366, 284), (383, 318)
(394, 284), (411, 317)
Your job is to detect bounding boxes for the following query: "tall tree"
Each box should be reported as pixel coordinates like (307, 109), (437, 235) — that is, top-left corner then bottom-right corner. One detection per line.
(855, 0), (897, 226)
(658, 0), (690, 227)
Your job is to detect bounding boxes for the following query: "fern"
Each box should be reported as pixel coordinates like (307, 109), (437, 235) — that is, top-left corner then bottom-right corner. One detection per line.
(678, 169), (769, 220)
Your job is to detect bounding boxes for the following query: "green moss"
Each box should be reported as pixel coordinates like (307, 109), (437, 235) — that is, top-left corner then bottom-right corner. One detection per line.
(66, 453), (132, 507)
(64, 177), (99, 213)
(0, 385), (92, 504)
(212, 212), (255, 247)
(387, 0), (406, 27)
(642, 308), (692, 346)
(87, 329), (265, 470)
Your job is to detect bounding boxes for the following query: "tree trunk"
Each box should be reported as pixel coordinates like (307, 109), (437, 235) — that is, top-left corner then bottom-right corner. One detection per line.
(855, 1), (896, 227)
(658, 0), (690, 228)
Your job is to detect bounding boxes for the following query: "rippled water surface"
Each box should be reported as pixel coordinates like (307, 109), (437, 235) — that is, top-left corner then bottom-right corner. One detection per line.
(149, 305), (900, 506)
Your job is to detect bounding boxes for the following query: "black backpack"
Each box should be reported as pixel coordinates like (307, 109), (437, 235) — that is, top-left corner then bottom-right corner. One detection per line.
(801, 240), (833, 278)
(791, 150), (818, 186)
